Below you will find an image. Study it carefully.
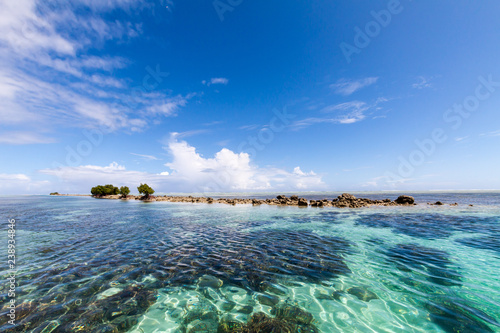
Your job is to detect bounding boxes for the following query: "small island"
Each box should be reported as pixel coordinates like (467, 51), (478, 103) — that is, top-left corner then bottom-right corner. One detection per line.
(51, 184), (425, 208)
(48, 186), (467, 208)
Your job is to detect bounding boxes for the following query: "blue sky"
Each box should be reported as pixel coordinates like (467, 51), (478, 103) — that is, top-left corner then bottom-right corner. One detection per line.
(1, 0), (500, 194)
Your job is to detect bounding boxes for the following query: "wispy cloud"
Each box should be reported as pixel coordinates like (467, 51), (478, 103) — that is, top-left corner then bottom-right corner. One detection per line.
(412, 76), (433, 89)
(130, 153), (160, 161)
(454, 136), (469, 142)
(211, 77), (229, 85)
(291, 101), (368, 130)
(239, 124), (260, 131)
(290, 98), (389, 130)
(203, 120), (225, 126)
(479, 130), (500, 137)
(146, 95), (192, 116)
(330, 77), (378, 96)
(0, 0), (191, 142)
(169, 129), (211, 140)
(202, 77), (229, 86)
(0, 131), (56, 145)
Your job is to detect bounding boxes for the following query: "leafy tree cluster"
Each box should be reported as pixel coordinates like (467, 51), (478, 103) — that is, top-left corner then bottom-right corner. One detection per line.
(49, 192), (59, 195)
(90, 184), (119, 197)
(137, 183), (155, 198)
(119, 186), (130, 198)
(90, 183), (155, 199)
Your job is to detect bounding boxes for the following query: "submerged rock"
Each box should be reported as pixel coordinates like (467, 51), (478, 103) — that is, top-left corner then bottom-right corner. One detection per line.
(314, 290), (336, 301)
(183, 298), (218, 328)
(256, 293), (281, 307)
(247, 312), (294, 332)
(271, 303), (314, 325)
(245, 311), (319, 333)
(218, 318), (246, 333)
(346, 287), (379, 302)
(186, 319), (218, 333)
(197, 275), (223, 289)
(260, 281), (289, 296)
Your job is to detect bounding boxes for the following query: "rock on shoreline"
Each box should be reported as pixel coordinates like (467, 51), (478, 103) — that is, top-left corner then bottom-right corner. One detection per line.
(80, 193), (419, 208)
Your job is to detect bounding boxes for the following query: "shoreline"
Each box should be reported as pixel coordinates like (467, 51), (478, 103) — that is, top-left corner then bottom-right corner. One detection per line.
(49, 193), (464, 208)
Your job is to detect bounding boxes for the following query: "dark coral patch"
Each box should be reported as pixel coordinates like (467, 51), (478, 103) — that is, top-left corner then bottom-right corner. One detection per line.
(456, 235), (500, 256)
(425, 297), (499, 333)
(387, 244), (462, 287)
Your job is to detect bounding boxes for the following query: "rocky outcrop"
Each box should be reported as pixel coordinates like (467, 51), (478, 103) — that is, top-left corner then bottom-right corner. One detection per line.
(84, 193), (427, 208)
(298, 198), (308, 206)
(395, 195), (415, 205)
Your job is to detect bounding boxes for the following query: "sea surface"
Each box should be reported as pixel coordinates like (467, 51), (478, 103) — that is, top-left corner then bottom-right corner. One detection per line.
(0, 193), (499, 332)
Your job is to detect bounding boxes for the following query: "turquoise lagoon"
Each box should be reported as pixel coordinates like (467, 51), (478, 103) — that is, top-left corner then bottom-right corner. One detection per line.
(0, 193), (499, 332)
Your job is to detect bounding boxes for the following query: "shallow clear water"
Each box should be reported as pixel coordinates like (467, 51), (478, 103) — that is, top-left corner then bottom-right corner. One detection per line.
(1, 194), (499, 332)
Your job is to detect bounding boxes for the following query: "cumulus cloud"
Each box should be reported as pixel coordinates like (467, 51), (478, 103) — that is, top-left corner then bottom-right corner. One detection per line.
(163, 136), (325, 192)
(330, 77), (378, 96)
(33, 137), (325, 194)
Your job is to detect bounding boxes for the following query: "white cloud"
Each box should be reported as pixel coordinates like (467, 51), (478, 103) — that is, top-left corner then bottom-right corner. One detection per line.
(147, 95), (190, 116)
(454, 136), (469, 142)
(169, 129), (210, 140)
(202, 77), (229, 86)
(291, 101), (369, 129)
(130, 153), (160, 161)
(0, 0), (190, 141)
(479, 130), (500, 137)
(33, 137), (325, 194)
(162, 136), (324, 192)
(330, 77), (378, 96)
(239, 124), (260, 131)
(0, 173), (50, 194)
(0, 173), (30, 182)
(291, 97), (390, 130)
(210, 77), (228, 85)
(79, 56), (128, 71)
